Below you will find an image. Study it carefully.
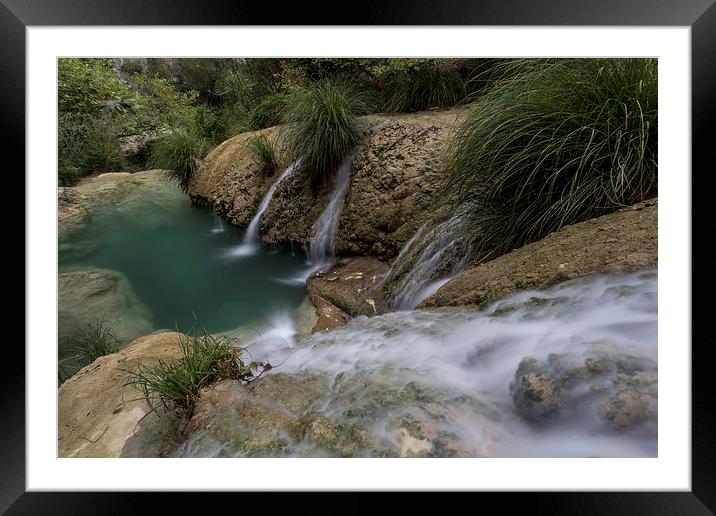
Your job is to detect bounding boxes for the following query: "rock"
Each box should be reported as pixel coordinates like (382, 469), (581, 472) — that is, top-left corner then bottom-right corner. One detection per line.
(58, 269), (154, 350)
(166, 366), (505, 458)
(336, 111), (462, 259)
(419, 199), (658, 309)
(509, 349), (657, 431)
(510, 358), (562, 422)
(58, 332), (183, 457)
(306, 257), (391, 332)
(58, 187), (88, 237)
(188, 109), (464, 257)
(188, 128), (286, 227)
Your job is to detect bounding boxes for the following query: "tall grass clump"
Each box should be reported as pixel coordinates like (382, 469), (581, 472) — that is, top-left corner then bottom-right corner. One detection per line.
(247, 134), (278, 177)
(150, 126), (209, 192)
(281, 79), (368, 191)
(381, 60), (466, 112)
(123, 326), (269, 419)
(445, 58), (658, 259)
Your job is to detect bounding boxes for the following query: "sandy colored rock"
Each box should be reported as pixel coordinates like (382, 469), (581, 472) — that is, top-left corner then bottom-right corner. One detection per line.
(58, 170), (171, 238)
(58, 269), (154, 349)
(58, 332), (183, 458)
(419, 199), (658, 309)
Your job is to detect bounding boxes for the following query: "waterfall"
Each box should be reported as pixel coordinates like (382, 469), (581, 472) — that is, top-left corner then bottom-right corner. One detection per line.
(388, 214), (468, 310)
(228, 159), (300, 257)
(210, 213), (225, 234)
(307, 149), (359, 267)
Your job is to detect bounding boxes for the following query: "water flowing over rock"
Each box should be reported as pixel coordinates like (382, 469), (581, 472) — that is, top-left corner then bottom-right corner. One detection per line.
(229, 159), (301, 256)
(419, 199), (658, 309)
(245, 159), (301, 245)
(385, 213), (471, 309)
(170, 270), (657, 457)
(308, 150), (359, 267)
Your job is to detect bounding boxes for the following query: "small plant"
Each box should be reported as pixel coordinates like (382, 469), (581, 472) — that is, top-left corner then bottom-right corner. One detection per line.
(281, 79), (368, 191)
(246, 134), (278, 177)
(123, 325), (270, 420)
(59, 317), (120, 383)
(149, 126), (209, 193)
(58, 114), (122, 185)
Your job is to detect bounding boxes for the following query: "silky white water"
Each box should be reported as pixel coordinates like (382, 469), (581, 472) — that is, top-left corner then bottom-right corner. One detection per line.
(238, 270), (657, 457)
(307, 150), (358, 268)
(388, 214), (469, 309)
(229, 159), (301, 257)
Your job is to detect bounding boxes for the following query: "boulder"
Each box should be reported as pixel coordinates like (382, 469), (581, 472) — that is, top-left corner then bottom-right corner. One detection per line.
(306, 257), (391, 332)
(58, 332), (183, 458)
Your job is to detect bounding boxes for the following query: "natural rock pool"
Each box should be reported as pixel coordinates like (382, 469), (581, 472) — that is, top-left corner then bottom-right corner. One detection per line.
(58, 174), (310, 349)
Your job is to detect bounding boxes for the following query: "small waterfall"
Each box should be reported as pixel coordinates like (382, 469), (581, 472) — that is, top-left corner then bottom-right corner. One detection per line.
(210, 213), (225, 234)
(388, 214), (468, 310)
(307, 149), (359, 268)
(228, 159), (300, 257)
(392, 223), (427, 266)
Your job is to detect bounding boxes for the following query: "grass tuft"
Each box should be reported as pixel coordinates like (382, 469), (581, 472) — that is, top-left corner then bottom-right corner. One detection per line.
(59, 317), (120, 383)
(149, 126), (209, 193)
(246, 134), (278, 177)
(444, 58), (658, 260)
(281, 79), (368, 191)
(123, 325), (269, 420)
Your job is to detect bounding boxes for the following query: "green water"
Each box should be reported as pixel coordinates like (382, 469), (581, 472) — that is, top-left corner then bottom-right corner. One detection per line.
(58, 180), (310, 335)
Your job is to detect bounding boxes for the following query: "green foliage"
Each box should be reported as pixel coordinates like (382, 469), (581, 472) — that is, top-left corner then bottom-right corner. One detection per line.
(58, 58), (135, 116)
(246, 134), (278, 177)
(247, 93), (288, 130)
(444, 58), (658, 259)
(123, 326), (269, 419)
(281, 79), (368, 191)
(379, 59), (466, 112)
(59, 317), (120, 382)
(149, 126), (209, 193)
(58, 113), (122, 185)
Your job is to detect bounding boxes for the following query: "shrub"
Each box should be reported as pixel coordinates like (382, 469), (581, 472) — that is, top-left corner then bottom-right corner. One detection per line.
(246, 134), (278, 177)
(58, 114), (122, 185)
(281, 79), (368, 191)
(380, 59), (466, 112)
(149, 126), (209, 192)
(444, 58), (658, 259)
(123, 327), (269, 419)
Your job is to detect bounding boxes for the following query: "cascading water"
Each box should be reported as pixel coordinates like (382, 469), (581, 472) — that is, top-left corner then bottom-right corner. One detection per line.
(307, 149), (359, 268)
(181, 270), (658, 458)
(387, 214), (469, 309)
(210, 213), (225, 235)
(228, 159), (301, 257)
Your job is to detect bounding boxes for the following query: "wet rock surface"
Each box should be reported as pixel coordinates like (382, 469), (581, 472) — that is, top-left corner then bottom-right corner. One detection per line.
(306, 257), (391, 332)
(510, 348), (657, 433)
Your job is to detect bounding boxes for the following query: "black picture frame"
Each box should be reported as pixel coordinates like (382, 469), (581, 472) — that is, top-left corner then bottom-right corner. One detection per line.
(7, 0), (714, 513)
